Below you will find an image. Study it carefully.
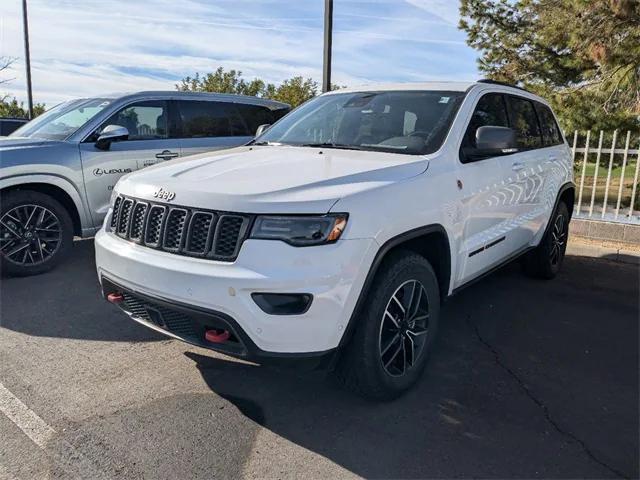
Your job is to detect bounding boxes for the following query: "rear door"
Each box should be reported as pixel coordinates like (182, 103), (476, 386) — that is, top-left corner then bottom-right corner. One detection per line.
(503, 95), (547, 248)
(176, 100), (253, 156)
(79, 100), (179, 224)
(456, 92), (517, 284)
(534, 102), (569, 234)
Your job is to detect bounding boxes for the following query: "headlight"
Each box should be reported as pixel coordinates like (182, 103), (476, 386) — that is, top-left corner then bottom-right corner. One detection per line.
(250, 214), (348, 246)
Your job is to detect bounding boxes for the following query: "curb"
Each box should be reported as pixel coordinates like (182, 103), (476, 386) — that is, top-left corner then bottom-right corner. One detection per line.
(566, 241), (640, 265)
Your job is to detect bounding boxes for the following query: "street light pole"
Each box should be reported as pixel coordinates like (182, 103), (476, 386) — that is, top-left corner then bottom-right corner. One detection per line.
(22, 0), (34, 119)
(322, 0), (333, 93)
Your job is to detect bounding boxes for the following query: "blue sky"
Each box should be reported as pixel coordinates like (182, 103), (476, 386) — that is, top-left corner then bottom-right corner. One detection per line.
(0, 0), (480, 106)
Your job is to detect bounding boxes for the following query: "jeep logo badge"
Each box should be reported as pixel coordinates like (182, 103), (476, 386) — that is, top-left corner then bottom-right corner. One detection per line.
(153, 188), (175, 201)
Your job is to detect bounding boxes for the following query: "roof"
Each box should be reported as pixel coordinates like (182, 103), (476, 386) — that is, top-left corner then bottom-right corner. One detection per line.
(326, 81), (477, 94)
(96, 91), (290, 110)
(324, 80), (542, 97)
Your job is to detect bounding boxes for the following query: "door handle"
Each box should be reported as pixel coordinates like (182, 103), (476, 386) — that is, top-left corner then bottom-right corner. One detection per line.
(512, 161), (525, 171)
(155, 150), (179, 160)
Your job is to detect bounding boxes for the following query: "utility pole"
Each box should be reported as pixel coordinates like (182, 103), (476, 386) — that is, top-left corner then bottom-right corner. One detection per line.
(22, 0), (34, 119)
(322, 0), (333, 93)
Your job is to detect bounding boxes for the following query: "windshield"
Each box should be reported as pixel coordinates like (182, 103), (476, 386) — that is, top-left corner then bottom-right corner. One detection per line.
(10, 98), (113, 140)
(256, 90), (466, 155)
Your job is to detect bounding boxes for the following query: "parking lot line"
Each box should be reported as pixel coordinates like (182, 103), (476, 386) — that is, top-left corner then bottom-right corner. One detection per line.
(0, 381), (56, 449)
(0, 381), (111, 479)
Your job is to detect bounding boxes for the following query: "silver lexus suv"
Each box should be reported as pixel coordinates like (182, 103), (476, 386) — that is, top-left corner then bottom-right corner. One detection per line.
(0, 91), (289, 276)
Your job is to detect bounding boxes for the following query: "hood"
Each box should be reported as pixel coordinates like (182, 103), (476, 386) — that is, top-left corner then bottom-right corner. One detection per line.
(0, 137), (77, 172)
(116, 145), (429, 213)
(0, 136), (61, 151)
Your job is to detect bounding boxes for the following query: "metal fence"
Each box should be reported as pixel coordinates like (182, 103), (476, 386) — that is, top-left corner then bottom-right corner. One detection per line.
(571, 130), (640, 224)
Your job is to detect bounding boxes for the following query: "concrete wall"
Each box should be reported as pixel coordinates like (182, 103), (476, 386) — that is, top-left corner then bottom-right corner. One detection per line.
(570, 218), (640, 245)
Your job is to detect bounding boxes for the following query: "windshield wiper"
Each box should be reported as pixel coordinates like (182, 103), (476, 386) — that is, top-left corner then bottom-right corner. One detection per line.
(300, 142), (365, 151)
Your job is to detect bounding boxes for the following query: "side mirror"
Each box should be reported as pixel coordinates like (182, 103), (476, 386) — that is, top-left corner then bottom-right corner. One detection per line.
(463, 126), (518, 161)
(95, 125), (129, 150)
(255, 124), (271, 137)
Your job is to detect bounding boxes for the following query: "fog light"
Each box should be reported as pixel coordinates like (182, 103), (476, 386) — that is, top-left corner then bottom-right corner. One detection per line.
(251, 293), (313, 315)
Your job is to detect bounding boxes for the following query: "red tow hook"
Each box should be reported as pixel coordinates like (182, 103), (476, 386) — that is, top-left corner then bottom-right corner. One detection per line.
(107, 292), (124, 304)
(205, 329), (231, 343)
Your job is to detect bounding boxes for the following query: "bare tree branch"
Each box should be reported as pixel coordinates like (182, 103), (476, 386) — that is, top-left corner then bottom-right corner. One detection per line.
(0, 56), (17, 85)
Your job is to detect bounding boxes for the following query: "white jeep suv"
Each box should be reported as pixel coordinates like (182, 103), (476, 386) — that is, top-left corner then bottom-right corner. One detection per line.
(95, 81), (574, 399)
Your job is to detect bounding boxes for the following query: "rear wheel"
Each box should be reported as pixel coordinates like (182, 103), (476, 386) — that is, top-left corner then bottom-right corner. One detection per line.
(522, 201), (570, 279)
(0, 190), (73, 276)
(335, 251), (440, 400)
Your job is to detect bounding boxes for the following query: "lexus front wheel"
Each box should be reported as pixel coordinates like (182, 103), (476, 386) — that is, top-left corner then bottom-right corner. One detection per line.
(0, 190), (73, 276)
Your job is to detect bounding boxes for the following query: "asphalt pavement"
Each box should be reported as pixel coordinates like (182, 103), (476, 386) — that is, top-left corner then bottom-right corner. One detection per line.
(0, 239), (638, 479)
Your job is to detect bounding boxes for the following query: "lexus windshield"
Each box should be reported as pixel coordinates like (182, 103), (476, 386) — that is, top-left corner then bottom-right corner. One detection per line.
(10, 98), (113, 141)
(256, 90), (466, 155)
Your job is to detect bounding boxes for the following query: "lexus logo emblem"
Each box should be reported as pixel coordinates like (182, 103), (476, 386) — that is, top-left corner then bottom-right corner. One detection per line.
(153, 188), (175, 201)
(93, 167), (132, 176)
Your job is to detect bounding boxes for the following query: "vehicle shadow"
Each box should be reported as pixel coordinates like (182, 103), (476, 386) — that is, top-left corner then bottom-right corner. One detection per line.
(185, 255), (639, 479)
(0, 239), (164, 343)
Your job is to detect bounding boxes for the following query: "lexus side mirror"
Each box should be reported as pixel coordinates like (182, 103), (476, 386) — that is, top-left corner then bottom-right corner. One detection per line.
(96, 125), (129, 150)
(463, 126), (518, 161)
(255, 124), (271, 137)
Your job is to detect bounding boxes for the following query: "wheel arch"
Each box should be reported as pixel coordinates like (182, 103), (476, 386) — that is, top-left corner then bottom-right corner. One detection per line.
(558, 182), (575, 220)
(337, 224), (452, 352)
(1, 177), (87, 237)
(542, 182), (575, 239)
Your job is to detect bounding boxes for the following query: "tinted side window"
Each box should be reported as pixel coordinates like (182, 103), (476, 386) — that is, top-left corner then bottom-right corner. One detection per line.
(234, 104), (276, 135)
(102, 101), (168, 141)
(176, 101), (249, 138)
(507, 96), (543, 149)
(272, 107), (289, 122)
(1, 120), (26, 136)
(535, 103), (563, 146)
(461, 93), (509, 150)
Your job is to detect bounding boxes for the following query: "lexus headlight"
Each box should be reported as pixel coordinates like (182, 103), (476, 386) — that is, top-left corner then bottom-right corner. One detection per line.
(250, 214), (348, 246)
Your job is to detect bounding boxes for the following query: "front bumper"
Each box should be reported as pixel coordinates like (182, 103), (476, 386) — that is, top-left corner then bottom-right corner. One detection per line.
(95, 229), (377, 357)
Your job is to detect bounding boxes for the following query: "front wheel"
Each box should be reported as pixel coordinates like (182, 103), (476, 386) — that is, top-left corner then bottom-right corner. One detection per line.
(0, 190), (74, 276)
(522, 201), (570, 279)
(335, 251), (441, 400)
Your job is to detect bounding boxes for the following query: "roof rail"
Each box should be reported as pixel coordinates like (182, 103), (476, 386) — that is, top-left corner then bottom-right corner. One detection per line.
(477, 79), (530, 93)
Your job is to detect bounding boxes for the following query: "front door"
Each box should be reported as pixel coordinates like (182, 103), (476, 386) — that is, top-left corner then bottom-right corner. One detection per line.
(455, 92), (517, 286)
(79, 100), (180, 225)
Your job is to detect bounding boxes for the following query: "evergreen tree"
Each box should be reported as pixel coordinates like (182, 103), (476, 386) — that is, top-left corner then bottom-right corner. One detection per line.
(459, 0), (640, 131)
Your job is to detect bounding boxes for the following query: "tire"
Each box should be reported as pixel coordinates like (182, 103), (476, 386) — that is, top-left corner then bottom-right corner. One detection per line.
(522, 201), (570, 279)
(0, 190), (74, 277)
(335, 250), (441, 401)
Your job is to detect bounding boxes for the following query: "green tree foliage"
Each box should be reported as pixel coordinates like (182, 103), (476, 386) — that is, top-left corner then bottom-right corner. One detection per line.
(459, 0), (640, 132)
(176, 67), (267, 97)
(176, 67), (319, 107)
(0, 96), (45, 119)
(267, 76), (318, 107)
(0, 56), (45, 118)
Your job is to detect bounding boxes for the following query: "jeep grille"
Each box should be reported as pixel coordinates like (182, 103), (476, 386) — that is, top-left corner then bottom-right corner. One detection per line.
(109, 195), (252, 262)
